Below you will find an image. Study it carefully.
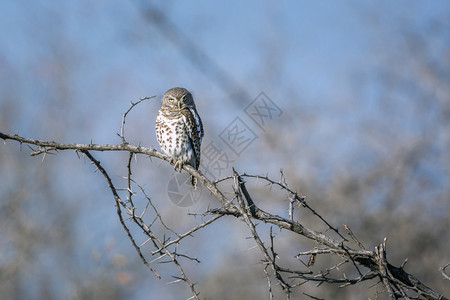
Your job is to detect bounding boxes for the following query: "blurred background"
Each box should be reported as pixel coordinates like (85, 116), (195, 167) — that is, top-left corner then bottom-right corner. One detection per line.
(0, 0), (449, 299)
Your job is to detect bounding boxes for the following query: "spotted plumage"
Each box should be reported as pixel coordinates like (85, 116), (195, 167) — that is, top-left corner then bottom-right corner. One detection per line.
(155, 87), (203, 188)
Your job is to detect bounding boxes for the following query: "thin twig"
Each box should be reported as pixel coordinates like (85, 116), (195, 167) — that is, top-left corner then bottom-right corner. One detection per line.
(81, 150), (161, 279)
(118, 96), (156, 144)
(232, 170), (291, 294)
(343, 224), (365, 249)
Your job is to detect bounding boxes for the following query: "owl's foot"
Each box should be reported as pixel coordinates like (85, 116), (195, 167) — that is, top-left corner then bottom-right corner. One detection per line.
(173, 160), (184, 172)
(190, 175), (197, 189)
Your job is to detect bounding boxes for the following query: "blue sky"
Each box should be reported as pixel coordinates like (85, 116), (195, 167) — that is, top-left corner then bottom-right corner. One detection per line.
(1, 0), (446, 137)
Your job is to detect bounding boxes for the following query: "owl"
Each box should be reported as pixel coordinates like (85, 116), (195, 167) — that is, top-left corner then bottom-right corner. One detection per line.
(155, 87), (204, 188)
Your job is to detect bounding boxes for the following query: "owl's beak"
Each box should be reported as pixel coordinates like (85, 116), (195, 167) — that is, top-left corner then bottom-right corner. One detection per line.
(177, 102), (181, 109)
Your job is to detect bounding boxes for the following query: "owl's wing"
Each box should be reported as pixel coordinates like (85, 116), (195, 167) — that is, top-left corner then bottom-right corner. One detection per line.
(182, 108), (203, 168)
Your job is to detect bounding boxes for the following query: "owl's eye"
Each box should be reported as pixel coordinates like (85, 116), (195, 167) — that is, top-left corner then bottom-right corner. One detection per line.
(169, 98), (174, 102)
(181, 95), (187, 101)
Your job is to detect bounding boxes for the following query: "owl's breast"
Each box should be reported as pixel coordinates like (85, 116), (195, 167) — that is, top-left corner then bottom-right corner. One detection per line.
(155, 114), (194, 162)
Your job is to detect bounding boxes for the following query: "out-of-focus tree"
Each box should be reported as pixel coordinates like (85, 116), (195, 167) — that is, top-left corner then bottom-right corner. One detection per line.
(0, 5), (143, 300)
(255, 11), (450, 299)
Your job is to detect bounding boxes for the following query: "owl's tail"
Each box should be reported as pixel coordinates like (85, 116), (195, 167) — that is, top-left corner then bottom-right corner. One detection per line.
(190, 175), (197, 189)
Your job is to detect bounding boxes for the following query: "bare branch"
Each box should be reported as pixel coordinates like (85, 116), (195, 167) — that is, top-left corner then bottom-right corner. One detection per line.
(343, 224), (365, 250)
(376, 240), (396, 299)
(80, 150), (161, 279)
(1, 129), (447, 300)
(232, 170), (291, 294)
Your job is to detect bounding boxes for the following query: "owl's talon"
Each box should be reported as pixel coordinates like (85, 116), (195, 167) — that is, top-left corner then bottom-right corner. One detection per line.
(167, 157), (176, 167)
(173, 160), (183, 172)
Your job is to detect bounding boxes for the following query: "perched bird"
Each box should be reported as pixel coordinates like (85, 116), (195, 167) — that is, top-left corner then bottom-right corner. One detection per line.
(155, 87), (204, 188)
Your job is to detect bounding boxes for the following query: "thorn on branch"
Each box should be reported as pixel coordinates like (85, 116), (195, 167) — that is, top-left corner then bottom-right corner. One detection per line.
(401, 258), (408, 269)
(440, 262), (450, 281)
(302, 292), (325, 300)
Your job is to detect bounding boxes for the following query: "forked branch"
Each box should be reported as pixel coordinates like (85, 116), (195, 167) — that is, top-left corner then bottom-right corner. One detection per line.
(1, 98), (447, 299)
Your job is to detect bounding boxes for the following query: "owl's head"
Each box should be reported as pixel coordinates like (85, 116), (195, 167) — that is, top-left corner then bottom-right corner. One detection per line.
(162, 87), (195, 109)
